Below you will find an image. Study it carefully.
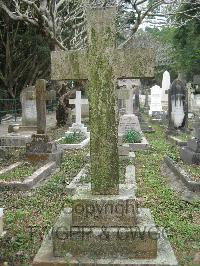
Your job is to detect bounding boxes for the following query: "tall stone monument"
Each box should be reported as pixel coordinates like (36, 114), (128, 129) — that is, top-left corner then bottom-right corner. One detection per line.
(168, 76), (188, 134)
(33, 4), (177, 266)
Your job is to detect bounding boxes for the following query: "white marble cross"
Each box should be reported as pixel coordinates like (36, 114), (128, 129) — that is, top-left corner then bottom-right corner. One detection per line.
(69, 91), (88, 133)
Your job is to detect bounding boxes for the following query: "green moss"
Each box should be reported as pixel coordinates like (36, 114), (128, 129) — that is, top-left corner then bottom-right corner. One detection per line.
(87, 23), (119, 195)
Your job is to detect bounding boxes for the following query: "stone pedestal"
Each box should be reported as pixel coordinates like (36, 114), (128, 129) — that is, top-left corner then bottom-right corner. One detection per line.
(180, 138), (200, 165)
(33, 182), (178, 266)
(0, 208), (3, 236)
(26, 134), (62, 164)
(52, 185), (158, 260)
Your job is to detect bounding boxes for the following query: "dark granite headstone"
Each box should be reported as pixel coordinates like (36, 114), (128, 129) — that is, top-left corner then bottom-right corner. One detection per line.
(168, 78), (188, 134)
(180, 117), (200, 165)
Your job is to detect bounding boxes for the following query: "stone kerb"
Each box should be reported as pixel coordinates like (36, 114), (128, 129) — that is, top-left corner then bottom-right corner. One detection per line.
(0, 161), (56, 191)
(56, 132), (90, 151)
(164, 155), (200, 192)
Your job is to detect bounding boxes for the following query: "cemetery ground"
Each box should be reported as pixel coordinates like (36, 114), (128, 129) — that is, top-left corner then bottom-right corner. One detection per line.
(0, 123), (199, 266)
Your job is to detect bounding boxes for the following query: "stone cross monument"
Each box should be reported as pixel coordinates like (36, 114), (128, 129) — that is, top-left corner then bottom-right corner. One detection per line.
(69, 91), (88, 134)
(52, 7), (154, 195)
(26, 80), (62, 164)
(33, 5), (178, 266)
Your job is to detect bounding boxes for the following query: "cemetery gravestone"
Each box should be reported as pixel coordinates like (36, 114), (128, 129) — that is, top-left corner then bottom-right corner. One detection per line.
(33, 5), (177, 266)
(181, 116), (200, 165)
(20, 86), (37, 130)
(161, 70), (170, 110)
(149, 85), (163, 116)
(26, 80), (62, 164)
(69, 91), (88, 134)
(168, 78), (188, 133)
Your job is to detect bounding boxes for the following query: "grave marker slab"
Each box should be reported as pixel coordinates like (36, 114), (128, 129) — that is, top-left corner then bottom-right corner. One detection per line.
(20, 86), (37, 127)
(149, 85), (163, 116)
(168, 78), (188, 133)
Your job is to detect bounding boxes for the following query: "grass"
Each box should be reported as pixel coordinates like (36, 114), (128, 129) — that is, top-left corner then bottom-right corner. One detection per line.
(175, 133), (192, 142)
(0, 149), (26, 171)
(0, 123), (199, 265)
(135, 124), (200, 265)
(0, 149), (88, 265)
(58, 131), (86, 144)
(0, 162), (37, 182)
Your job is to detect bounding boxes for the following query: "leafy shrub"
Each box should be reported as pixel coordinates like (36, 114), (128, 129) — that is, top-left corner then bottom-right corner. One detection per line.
(59, 131), (85, 144)
(123, 130), (142, 143)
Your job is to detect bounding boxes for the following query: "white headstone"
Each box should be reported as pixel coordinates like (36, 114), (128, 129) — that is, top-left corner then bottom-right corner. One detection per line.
(69, 91), (88, 133)
(20, 86), (37, 126)
(161, 71), (170, 109)
(0, 208), (3, 236)
(149, 85), (163, 115)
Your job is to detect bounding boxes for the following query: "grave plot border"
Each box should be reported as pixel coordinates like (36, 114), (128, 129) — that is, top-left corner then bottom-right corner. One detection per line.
(167, 135), (187, 147)
(120, 136), (149, 152)
(0, 161), (57, 191)
(164, 155), (200, 192)
(56, 132), (90, 150)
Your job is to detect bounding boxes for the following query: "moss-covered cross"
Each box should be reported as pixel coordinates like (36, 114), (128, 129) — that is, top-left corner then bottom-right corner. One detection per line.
(51, 6), (154, 195)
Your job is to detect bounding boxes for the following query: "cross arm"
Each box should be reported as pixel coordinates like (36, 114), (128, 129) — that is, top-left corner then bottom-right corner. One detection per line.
(51, 50), (88, 80)
(113, 47), (155, 79)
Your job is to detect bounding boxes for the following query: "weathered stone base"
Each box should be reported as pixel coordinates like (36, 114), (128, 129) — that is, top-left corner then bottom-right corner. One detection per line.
(26, 134), (63, 165)
(26, 151), (62, 165)
(71, 186), (137, 227)
(33, 209), (178, 266)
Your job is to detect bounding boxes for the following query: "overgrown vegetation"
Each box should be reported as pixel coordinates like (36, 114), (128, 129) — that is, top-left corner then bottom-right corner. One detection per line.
(123, 130), (142, 143)
(0, 123), (199, 265)
(0, 162), (37, 182)
(136, 124), (200, 265)
(58, 131), (86, 144)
